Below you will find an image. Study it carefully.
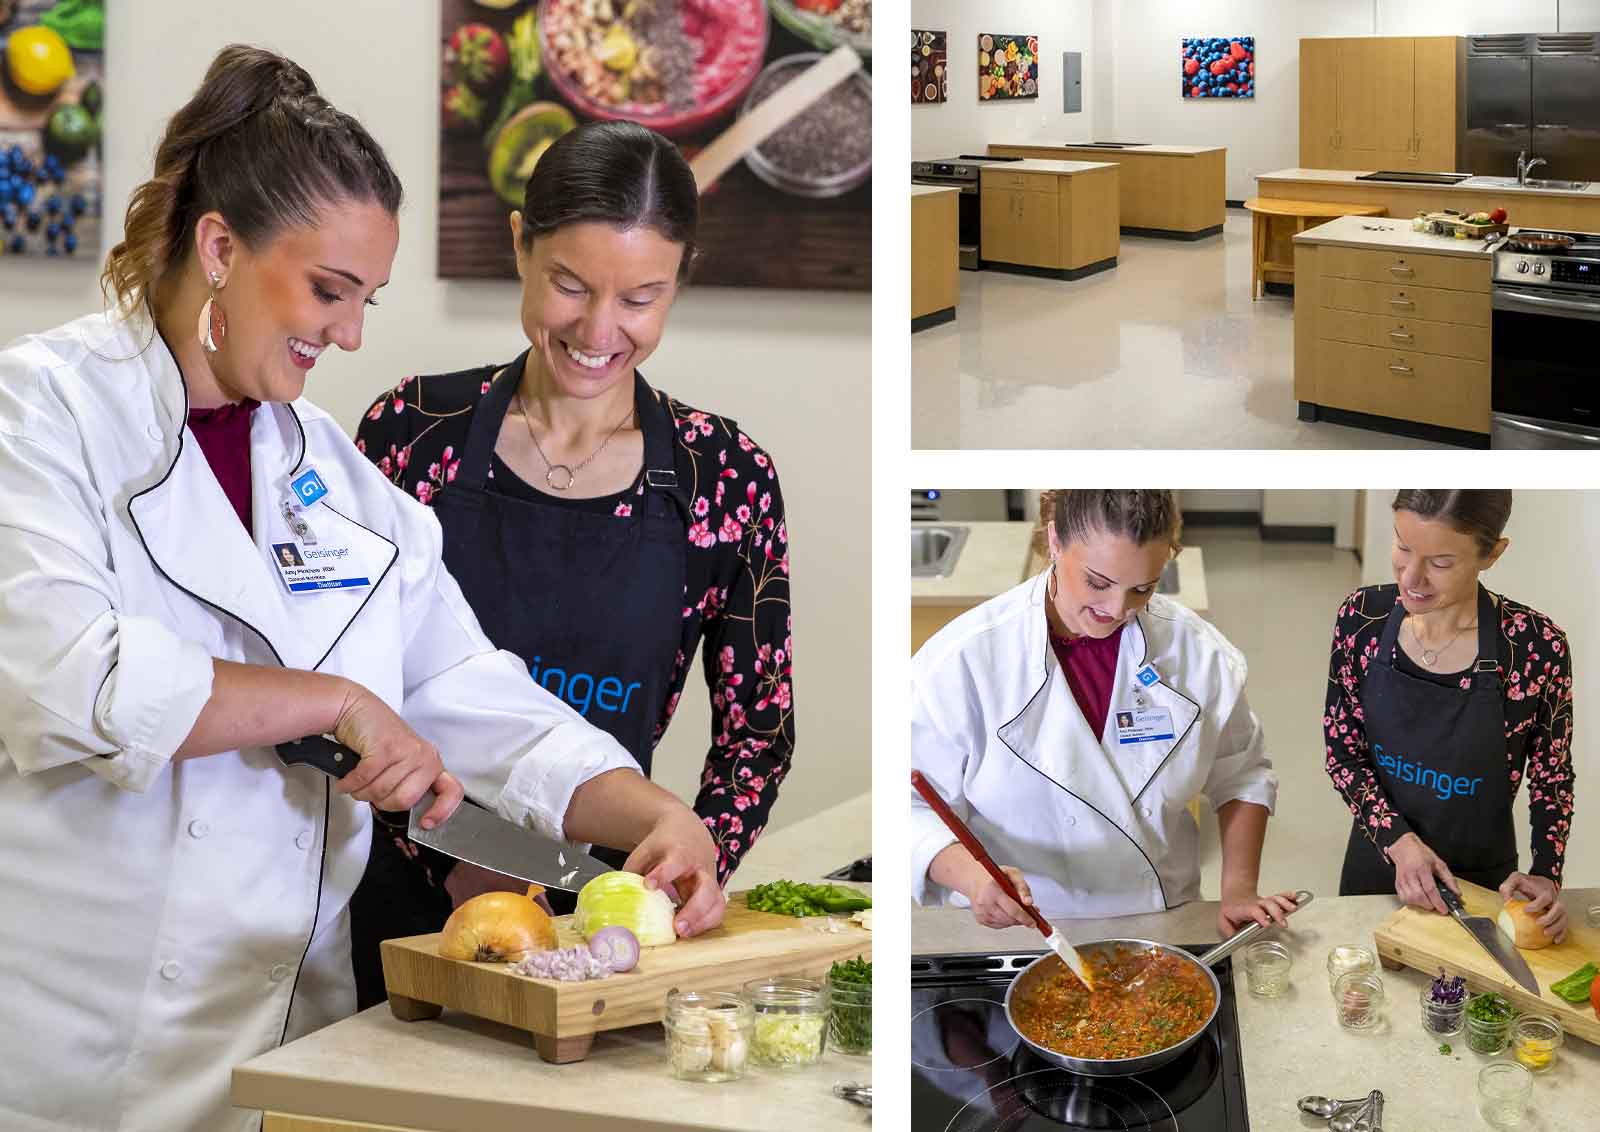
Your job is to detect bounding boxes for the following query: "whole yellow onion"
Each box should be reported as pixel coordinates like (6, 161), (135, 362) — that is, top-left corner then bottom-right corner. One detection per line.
(439, 885), (557, 962)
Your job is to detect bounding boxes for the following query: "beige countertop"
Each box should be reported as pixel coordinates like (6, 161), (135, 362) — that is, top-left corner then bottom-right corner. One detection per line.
(911, 521), (1034, 607)
(992, 158), (1120, 176)
(914, 890), (1600, 1132)
(1259, 166), (1600, 199)
(1032, 143), (1225, 157)
(911, 183), (960, 200)
(232, 799), (873, 1131)
(1292, 213), (1497, 259)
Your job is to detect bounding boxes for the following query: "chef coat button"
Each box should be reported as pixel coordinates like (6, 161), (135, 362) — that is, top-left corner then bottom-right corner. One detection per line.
(269, 964), (293, 983)
(160, 960), (182, 981)
(295, 830), (314, 851)
(1065, 816), (1077, 827)
(146, 424), (162, 442)
(187, 819), (210, 839)
(1141, 806), (1153, 818)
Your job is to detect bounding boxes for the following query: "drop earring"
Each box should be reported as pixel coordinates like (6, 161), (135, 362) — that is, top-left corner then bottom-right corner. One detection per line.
(197, 271), (227, 353)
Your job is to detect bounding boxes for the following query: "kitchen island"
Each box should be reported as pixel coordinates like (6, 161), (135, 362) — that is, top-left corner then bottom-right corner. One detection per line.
(232, 798), (872, 1132)
(1291, 214), (1494, 444)
(911, 521), (1034, 652)
(989, 143), (1226, 239)
(915, 890), (1600, 1131)
(1256, 167), (1600, 289)
(912, 184), (960, 332)
(977, 159), (1120, 279)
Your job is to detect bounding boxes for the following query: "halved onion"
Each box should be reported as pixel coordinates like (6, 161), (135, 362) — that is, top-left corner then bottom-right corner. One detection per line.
(587, 925), (641, 973)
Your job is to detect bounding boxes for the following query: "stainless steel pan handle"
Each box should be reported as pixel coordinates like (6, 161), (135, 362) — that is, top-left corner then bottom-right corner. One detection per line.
(1197, 890), (1314, 967)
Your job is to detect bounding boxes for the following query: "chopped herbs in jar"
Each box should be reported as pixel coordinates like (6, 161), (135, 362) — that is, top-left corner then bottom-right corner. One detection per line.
(1464, 992), (1516, 1054)
(827, 955), (871, 1054)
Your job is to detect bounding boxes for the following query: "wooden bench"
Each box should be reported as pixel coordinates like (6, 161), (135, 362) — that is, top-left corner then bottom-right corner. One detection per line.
(1243, 198), (1386, 300)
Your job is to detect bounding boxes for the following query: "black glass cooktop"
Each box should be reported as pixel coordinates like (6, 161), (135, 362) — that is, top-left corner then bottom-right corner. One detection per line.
(911, 948), (1249, 1132)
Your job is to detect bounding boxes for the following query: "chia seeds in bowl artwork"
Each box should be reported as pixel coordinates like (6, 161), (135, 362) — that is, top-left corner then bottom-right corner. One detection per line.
(740, 53), (871, 198)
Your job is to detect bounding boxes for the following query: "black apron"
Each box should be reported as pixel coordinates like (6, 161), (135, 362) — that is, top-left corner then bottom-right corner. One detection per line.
(1339, 585), (1518, 895)
(350, 362), (689, 1007)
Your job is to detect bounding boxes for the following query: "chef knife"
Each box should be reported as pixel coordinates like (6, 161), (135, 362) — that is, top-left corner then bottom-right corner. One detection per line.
(276, 735), (612, 893)
(911, 769), (1096, 991)
(1436, 880), (1540, 996)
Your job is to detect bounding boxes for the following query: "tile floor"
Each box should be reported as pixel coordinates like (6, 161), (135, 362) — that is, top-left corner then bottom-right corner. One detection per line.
(1188, 526), (1595, 900)
(911, 211), (1457, 451)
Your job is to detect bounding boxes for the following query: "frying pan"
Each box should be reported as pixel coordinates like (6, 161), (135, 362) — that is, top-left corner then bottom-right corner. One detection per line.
(1003, 893), (1313, 1077)
(1504, 231), (1576, 254)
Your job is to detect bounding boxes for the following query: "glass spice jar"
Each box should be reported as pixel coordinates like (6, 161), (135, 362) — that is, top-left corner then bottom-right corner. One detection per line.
(1333, 970), (1385, 1031)
(1465, 992), (1517, 1055)
(1477, 1062), (1533, 1128)
(1325, 945), (1377, 993)
(825, 971), (871, 1055)
(1510, 1013), (1563, 1074)
(744, 976), (829, 1068)
(1243, 941), (1292, 998)
(664, 991), (753, 1083)
(1419, 971), (1468, 1037)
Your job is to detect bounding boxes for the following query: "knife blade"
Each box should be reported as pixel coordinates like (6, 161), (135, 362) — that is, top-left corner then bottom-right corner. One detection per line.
(276, 736), (611, 894)
(408, 790), (612, 894)
(1437, 881), (1540, 996)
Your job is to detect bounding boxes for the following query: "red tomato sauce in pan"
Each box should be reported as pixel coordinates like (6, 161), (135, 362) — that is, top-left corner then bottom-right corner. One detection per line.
(1012, 946), (1215, 1060)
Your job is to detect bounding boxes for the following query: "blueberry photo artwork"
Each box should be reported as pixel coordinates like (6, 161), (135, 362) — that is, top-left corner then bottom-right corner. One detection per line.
(1182, 36), (1254, 99)
(912, 29), (947, 104)
(979, 33), (1038, 102)
(0, 0), (105, 262)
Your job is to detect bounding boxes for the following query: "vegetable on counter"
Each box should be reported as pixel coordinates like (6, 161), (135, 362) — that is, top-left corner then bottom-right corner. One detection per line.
(573, 870), (677, 947)
(827, 956), (872, 1054)
(1550, 962), (1597, 1004)
(1428, 969), (1467, 1005)
(586, 925), (640, 972)
(1439, 1042), (1453, 1055)
(1499, 899), (1554, 950)
(510, 945), (612, 981)
(1465, 992), (1517, 1054)
(746, 880), (872, 918)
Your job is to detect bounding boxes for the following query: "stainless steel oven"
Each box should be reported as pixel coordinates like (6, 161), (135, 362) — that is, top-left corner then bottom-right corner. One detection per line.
(1490, 230), (1600, 447)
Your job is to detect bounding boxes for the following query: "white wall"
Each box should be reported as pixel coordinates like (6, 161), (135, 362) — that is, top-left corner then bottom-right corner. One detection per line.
(0, 0), (870, 835)
(911, 0), (1098, 160)
(1361, 491), (1600, 887)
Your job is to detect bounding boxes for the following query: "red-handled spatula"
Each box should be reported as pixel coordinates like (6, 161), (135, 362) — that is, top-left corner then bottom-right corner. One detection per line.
(912, 769), (1095, 990)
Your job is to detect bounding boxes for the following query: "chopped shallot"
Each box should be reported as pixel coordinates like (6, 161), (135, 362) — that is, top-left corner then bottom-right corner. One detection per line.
(510, 946), (613, 982)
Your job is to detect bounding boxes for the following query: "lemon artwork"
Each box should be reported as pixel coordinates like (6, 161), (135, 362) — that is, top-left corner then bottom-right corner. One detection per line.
(7, 25), (75, 97)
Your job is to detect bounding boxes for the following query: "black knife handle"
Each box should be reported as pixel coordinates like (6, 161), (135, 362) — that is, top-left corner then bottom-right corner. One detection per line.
(276, 734), (360, 778)
(1436, 878), (1465, 914)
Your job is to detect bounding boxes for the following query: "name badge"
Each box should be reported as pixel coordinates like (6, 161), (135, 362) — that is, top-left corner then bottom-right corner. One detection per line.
(271, 494), (370, 595)
(1114, 706), (1175, 745)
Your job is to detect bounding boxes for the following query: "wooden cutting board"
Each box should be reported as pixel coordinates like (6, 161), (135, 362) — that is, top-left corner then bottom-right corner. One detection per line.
(380, 894), (870, 1062)
(1373, 880), (1600, 1046)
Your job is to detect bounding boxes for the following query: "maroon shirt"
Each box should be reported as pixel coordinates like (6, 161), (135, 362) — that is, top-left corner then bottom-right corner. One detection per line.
(1050, 624), (1125, 741)
(186, 399), (258, 532)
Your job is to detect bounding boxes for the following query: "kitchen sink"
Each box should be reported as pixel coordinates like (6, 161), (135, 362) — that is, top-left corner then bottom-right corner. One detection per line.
(1523, 178), (1590, 191)
(911, 524), (971, 579)
(1461, 175), (1590, 191)
(1158, 560), (1180, 594)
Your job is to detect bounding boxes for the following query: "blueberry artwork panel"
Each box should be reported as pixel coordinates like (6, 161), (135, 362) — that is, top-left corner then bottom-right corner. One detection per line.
(1182, 36), (1254, 99)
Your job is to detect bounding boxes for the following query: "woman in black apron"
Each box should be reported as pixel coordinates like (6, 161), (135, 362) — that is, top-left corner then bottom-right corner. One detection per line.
(348, 122), (795, 1006)
(1325, 491), (1573, 944)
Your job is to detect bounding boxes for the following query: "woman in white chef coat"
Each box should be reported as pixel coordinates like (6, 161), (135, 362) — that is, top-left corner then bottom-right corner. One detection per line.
(0, 47), (721, 1132)
(910, 490), (1299, 938)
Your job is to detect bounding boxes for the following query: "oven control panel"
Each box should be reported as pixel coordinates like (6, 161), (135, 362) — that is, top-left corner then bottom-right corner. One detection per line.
(1551, 259), (1600, 287)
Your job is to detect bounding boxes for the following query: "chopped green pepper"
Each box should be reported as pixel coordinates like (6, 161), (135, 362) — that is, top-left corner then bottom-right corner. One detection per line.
(1550, 962), (1598, 1004)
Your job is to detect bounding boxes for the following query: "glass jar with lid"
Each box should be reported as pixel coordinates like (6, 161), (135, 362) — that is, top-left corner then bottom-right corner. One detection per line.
(744, 976), (829, 1068)
(664, 991), (753, 1083)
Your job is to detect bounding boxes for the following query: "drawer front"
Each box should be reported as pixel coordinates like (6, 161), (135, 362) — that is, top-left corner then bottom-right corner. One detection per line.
(1316, 340), (1490, 433)
(982, 170), (1060, 195)
(1321, 277), (1491, 327)
(1318, 246), (1490, 292)
(1316, 308), (1491, 362)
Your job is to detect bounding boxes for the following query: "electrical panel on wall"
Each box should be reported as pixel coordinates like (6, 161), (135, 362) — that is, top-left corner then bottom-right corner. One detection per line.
(1063, 52), (1082, 112)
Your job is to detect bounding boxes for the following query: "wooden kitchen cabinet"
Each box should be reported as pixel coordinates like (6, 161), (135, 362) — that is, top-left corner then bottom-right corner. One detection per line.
(979, 165), (1118, 278)
(981, 186), (1061, 269)
(1300, 36), (1460, 171)
(1295, 240), (1491, 437)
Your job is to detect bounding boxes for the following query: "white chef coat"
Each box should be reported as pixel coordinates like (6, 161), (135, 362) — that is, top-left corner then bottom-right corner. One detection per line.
(0, 312), (641, 1132)
(910, 570), (1278, 919)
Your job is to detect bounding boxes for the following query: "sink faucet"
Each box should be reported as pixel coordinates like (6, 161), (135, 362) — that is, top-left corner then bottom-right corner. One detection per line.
(1517, 150), (1548, 186)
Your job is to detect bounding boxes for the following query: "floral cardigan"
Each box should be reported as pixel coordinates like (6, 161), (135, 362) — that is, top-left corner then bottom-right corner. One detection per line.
(355, 364), (795, 881)
(1324, 584), (1574, 883)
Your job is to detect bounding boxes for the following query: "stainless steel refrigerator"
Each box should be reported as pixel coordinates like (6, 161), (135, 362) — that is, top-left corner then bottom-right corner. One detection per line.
(1462, 32), (1600, 181)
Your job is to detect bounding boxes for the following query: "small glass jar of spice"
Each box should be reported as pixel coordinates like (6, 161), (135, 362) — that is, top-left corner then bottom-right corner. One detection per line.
(1333, 970), (1385, 1031)
(1420, 969), (1468, 1037)
(1325, 945), (1376, 993)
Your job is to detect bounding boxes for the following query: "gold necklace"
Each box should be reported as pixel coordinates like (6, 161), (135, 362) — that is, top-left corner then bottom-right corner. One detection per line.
(516, 390), (633, 491)
(1406, 616), (1474, 667)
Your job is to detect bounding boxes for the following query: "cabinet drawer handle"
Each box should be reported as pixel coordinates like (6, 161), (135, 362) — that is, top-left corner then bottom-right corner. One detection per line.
(1388, 297), (1414, 308)
(1388, 363), (1414, 375)
(1389, 330), (1414, 341)
(1389, 264), (1414, 276)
